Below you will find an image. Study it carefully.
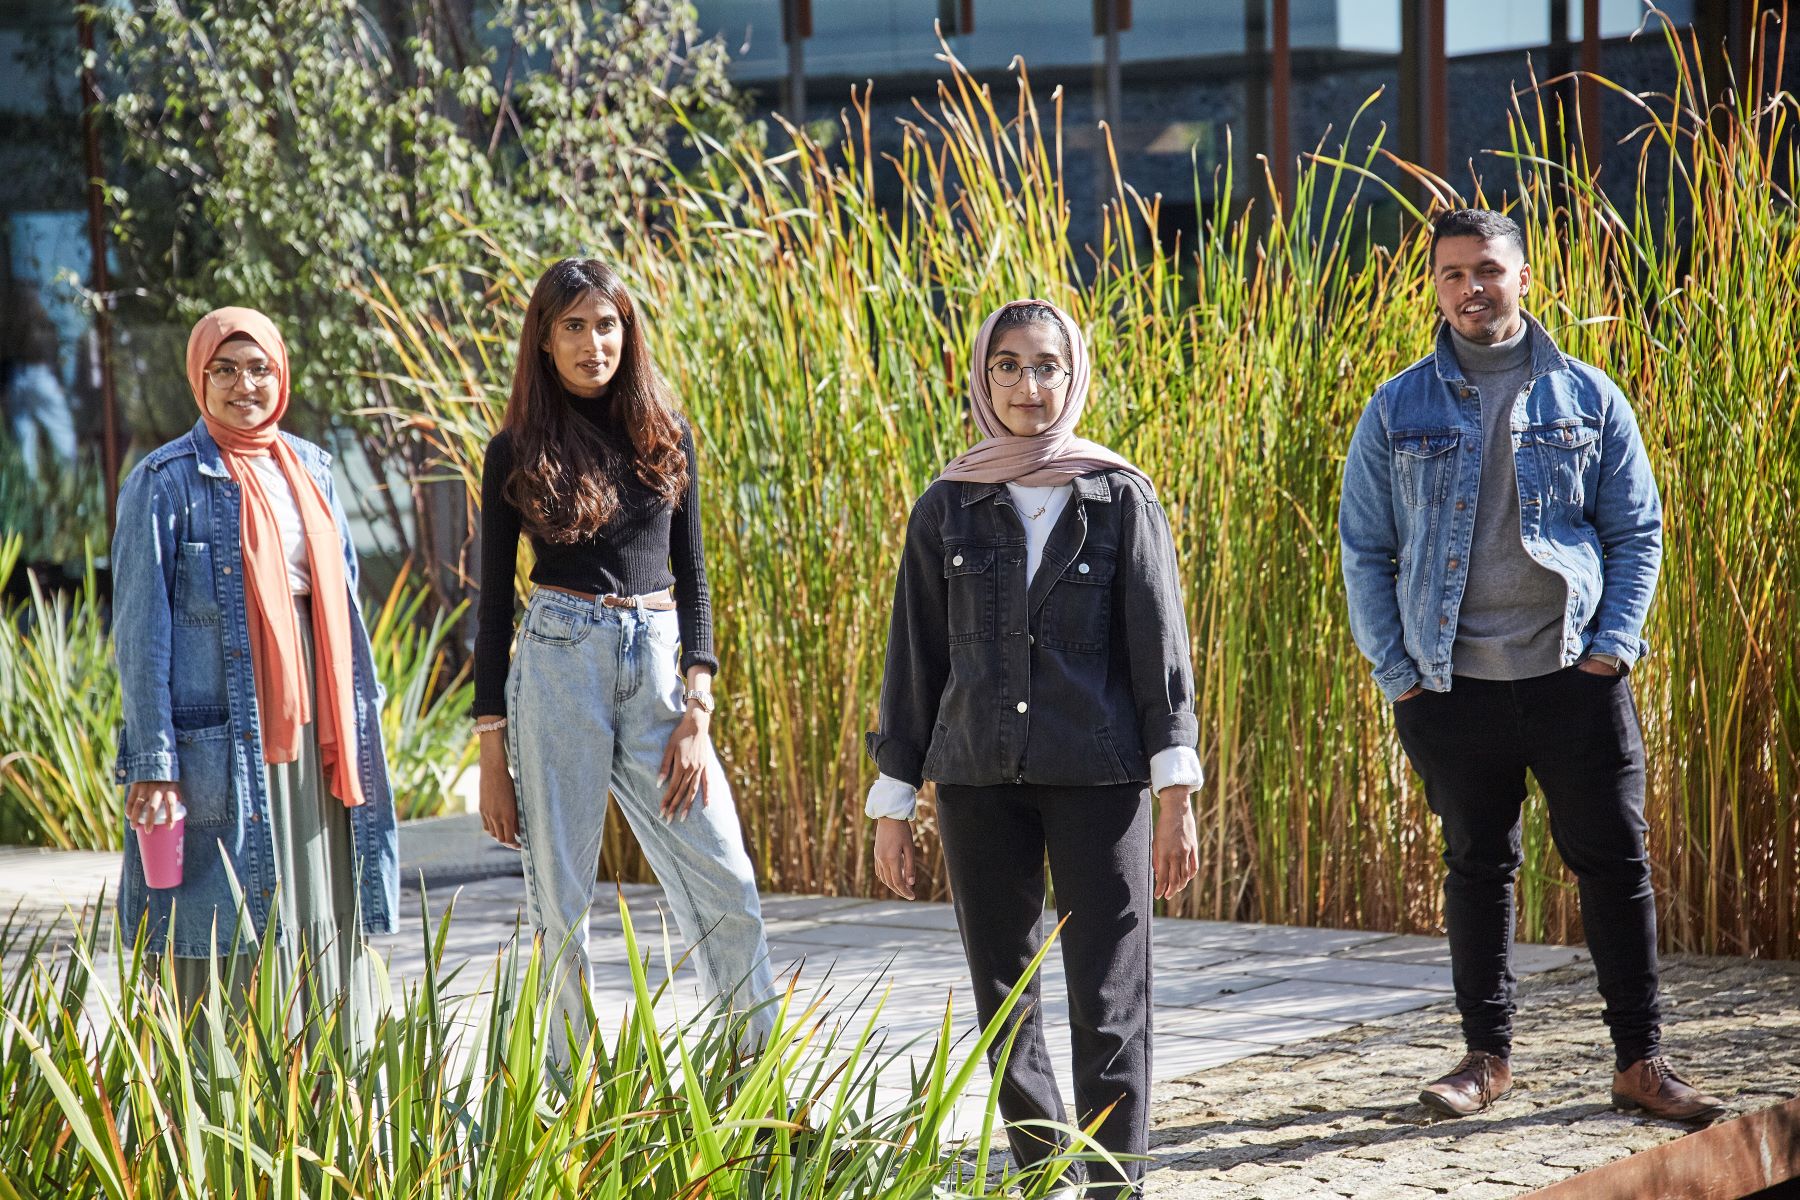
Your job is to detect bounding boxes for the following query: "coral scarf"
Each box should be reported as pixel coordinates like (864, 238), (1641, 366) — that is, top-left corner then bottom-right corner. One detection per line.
(186, 308), (364, 808)
(936, 299), (1151, 488)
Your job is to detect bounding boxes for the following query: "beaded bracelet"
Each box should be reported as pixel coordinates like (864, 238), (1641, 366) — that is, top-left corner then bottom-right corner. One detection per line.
(472, 717), (508, 735)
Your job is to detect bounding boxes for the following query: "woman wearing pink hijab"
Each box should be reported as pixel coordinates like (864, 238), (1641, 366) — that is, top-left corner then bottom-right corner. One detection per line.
(113, 307), (397, 1048)
(864, 299), (1203, 1198)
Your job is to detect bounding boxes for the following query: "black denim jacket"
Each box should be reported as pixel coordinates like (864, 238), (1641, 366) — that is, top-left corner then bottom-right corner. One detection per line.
(866, 470), (1198, 789)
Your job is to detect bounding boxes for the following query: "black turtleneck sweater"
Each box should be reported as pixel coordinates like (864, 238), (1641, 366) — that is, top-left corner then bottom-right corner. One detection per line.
(472, 393), (717, 716)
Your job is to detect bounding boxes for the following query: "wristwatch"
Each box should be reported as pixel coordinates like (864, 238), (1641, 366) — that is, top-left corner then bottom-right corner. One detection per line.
(682, 688), (716, 714)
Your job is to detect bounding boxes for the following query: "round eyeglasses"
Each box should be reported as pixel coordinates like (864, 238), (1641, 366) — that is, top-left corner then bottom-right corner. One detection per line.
(205, 363), (277, 388)
(987, 361), (1069, 389)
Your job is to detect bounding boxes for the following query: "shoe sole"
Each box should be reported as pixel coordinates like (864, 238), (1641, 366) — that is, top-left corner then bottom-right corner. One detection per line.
(1419, 1086), (1512, 1117)
(1610, 1094), (1727, 1124)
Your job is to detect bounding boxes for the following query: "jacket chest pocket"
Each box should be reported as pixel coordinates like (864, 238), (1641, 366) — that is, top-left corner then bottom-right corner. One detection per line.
(1523, 421), (1601, 507)
(1040, 552), (1115, 653)
(1390, 431), (1461, 510)
(173, 542), (222, 626)
(944, 547), (996, 644)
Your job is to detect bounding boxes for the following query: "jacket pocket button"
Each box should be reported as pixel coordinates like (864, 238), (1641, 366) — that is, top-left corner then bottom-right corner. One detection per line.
(1016, 701), (1028, 713)
(1077, 562), (1090, 574)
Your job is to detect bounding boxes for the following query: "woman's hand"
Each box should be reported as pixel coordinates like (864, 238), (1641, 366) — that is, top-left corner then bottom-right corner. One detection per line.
(658, 706), (713, 821)
(1152, 786), (1199, 901)
(125, 780), (185, 831)
(873, 817), (917, 899)
(478, 728), (520, 848)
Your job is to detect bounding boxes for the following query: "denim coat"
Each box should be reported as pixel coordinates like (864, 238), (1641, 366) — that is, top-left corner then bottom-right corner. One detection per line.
(113, 420), (398, 956)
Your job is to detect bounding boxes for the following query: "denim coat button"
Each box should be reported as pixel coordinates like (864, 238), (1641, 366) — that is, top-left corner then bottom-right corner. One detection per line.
(1078, 562), (1090, 574)
(952, 554), (964, 566)
(1016, 701), (1028, 713)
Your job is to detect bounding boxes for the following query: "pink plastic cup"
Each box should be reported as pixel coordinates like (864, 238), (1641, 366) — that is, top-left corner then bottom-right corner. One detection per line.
(137, 814), (186, 889)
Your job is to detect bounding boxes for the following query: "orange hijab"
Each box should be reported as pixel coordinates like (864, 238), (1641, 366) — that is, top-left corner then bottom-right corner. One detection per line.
(186, 308), (365, 808)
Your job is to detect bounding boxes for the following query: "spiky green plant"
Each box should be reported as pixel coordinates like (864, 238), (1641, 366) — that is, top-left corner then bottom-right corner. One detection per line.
(0, 898), (1095, 1197)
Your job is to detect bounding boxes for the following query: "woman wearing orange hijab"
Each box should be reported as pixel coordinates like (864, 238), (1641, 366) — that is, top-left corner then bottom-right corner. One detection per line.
(113, 307), (398, 1045)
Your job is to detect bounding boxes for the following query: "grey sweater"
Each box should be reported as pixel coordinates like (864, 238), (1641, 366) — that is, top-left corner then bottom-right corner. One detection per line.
(1450, 321), (1569, 680)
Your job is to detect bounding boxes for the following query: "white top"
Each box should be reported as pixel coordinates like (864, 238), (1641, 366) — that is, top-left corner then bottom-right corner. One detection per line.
(247, 456), (313, 595)
(866, 481), (1203, 820)
(1004, 482), (1073, 583)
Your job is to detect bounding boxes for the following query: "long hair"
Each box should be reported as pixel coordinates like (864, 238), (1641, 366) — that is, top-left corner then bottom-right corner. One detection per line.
(501, 259), (688, 544)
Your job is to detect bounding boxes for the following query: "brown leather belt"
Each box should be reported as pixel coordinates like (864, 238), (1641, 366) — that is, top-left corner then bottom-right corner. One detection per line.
(536, 583), (677, 611)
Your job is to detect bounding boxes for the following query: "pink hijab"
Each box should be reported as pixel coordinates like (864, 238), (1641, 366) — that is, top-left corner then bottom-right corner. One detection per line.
(936, 299), (1150, 488)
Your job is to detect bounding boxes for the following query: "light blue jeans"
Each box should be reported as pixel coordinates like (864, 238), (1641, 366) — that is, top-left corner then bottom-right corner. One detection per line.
(507, 589), (776, 1061)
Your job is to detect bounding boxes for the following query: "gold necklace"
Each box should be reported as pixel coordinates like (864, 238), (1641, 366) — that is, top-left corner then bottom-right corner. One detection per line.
(1018, 485), (1053, 520)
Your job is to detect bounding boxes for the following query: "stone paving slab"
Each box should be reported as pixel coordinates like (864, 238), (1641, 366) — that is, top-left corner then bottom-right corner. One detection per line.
(1220, 953), (1455, 993)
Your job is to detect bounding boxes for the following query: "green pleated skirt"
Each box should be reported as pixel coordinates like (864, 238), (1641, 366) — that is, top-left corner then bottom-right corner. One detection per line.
(170, 597), (377, 1055)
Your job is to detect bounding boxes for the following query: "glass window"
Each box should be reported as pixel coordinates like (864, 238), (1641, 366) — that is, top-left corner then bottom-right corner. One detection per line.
(701, 0), (785, 82)
(1118, 0), (1247, 61)
(1446, 2), (1550, 56)
(1572, 0), (1696, 39)
(1324, 0), (1403, 54)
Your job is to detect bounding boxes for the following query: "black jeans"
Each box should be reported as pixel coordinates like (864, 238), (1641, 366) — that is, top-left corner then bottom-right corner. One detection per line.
(937, 781), (1152, 1199)
(1393, 665), (1662, 1069)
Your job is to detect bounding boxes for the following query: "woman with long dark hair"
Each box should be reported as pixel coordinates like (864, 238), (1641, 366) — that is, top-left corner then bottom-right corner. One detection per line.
(473, 258), (775, 1064)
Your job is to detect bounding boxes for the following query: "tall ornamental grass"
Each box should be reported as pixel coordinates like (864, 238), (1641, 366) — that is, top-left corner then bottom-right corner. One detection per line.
(383, 25), (1790, 958)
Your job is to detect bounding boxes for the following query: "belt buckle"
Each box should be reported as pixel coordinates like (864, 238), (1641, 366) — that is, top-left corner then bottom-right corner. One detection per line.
(605, 593), (639, 610)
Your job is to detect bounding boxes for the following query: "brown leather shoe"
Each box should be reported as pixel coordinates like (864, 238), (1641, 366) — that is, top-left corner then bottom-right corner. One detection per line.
(1419, 1050), (1513, 1116)
(1611, 1056), (1727, 1123)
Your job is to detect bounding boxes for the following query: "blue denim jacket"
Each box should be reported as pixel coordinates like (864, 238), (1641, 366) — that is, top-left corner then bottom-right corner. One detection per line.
(1339, 316), (1663, 702)
(113, 420), (399, 956)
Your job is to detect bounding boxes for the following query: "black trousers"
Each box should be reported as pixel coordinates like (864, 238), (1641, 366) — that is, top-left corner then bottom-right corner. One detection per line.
(936, 781), (1151, 1199)
(1392, 666), (1662, 1069)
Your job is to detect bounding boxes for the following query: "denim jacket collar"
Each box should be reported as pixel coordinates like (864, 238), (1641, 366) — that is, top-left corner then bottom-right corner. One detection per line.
(188, 419), (233, 479)
(958, 472), (1113, 508)
(186, 417), (335, 481)
(1431, 311), (1572, 388)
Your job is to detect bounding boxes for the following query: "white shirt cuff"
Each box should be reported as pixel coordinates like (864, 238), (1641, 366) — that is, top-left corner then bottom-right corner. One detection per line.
(865, 774), (919, 821)
(1150, 746), (1204, 796)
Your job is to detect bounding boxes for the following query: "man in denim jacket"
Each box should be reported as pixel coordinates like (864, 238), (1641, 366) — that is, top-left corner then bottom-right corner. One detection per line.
(1339, 209), (1723, 1123)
